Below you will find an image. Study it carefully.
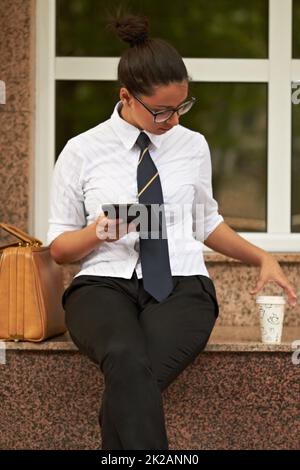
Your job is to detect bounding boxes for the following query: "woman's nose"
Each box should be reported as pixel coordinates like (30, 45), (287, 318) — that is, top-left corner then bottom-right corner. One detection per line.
(166, 111), (180, 126)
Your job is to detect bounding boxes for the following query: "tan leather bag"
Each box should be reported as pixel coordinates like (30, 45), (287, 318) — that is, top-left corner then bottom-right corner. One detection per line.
(0, 223), (67, 342)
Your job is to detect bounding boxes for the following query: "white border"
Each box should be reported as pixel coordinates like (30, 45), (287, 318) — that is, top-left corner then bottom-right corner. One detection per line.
(35, 0), (300, 252)
(203, 232), (300, 253)
(56, 57), (269, 82)
(267, 0), (292, 233)
(35, 0), (56, 242)
(292, 60), (300, 78)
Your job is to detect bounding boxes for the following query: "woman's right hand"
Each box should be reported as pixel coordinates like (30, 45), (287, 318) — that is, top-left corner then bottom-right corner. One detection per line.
(95, 214), (136, 242)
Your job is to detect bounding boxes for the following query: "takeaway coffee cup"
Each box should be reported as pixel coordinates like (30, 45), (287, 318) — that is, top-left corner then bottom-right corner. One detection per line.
(256, 296), (286, 344)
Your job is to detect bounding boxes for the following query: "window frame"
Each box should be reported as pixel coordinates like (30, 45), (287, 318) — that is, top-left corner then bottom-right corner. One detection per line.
(35, 0), (300, 251)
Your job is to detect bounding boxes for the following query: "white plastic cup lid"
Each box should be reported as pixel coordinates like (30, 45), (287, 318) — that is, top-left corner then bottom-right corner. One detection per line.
(256, 295), (286, 305)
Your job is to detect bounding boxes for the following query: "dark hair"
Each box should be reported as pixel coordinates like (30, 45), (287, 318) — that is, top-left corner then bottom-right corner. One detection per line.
(105, 10), (190, 96)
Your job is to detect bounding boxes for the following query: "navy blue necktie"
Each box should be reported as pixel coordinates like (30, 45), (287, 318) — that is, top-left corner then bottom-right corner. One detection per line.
(135, 131), (174, 302)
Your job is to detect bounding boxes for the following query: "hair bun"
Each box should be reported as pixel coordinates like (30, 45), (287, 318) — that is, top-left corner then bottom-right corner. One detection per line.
(106, 13), (149, 47)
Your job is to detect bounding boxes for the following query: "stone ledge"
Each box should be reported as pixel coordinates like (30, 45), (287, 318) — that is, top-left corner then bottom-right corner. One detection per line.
(2, 326), (299, 353)
(207, 325), (300, 352)
(204, 252), (300, 263)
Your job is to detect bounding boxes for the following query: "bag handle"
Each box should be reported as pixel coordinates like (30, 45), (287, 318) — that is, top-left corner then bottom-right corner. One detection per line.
(0, 223), (43, 246)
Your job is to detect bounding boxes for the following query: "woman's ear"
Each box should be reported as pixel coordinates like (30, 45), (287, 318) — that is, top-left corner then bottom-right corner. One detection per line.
(120, 88), (133, 107)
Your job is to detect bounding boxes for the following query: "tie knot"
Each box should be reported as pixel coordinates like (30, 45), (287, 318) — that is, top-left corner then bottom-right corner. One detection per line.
(136, 131), (151, 151)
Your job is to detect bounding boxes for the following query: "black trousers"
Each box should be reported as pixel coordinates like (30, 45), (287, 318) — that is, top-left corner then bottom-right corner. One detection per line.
(62, 270), (219, 450)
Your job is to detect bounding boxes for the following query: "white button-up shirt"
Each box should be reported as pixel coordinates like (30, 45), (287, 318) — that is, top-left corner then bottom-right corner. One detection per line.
(47, 100), (224, 280)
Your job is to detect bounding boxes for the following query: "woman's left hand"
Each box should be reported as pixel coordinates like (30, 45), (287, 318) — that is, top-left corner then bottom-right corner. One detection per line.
(250, 254), (297, 307)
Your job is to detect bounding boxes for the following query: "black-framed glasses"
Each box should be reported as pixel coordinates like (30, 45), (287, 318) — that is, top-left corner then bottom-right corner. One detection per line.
(132, 94), (196, 123)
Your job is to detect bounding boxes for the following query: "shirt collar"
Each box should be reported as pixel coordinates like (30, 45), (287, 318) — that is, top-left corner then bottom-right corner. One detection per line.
(110, 100), (165, 151)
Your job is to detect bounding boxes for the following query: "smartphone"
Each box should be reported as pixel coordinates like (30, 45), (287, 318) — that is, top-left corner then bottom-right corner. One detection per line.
(102, 203), (151, 224)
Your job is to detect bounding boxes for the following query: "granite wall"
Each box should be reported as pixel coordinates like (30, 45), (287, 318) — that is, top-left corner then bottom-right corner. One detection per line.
(0, 0), (35, 240)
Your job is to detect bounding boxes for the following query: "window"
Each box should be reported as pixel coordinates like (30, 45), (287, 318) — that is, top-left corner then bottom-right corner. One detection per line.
(35, 0), (300, 250)
(292, 84), (300, 232)
(56, 0), (268, 58)
(293, 0), (300, 58)
(55, 81), (120, 156)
